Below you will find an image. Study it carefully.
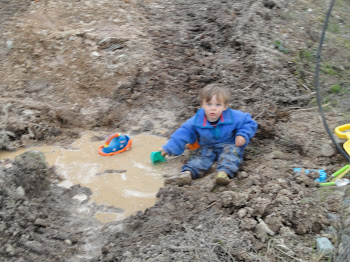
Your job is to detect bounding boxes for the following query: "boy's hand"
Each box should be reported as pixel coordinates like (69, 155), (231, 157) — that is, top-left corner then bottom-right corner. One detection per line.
(160, 150), (168, 156)
(235, 136), (246, 147)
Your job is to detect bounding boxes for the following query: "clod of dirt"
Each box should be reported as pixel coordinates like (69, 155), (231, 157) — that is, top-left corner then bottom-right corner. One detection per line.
(12, 151), (50, 197)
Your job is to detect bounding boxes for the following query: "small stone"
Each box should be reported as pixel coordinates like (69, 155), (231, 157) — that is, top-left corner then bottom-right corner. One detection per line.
(91, 51), (101, 57)
(321, 143), (335, 157)
(123, 251), (132, 257)
(238, 171), (248, 179)
(316, 237), (334, 254)
(6, 40), (14, 51)
(65, 239), (72, 245)
(326, 213), (340, 223)
(195, 225), (203, 230)
(5, 244), (16, 256)
(15, 186), (26, 199)
(238, 208), (247, 218)
(255, 218), (275, 243)
(34, 218), (49, 227)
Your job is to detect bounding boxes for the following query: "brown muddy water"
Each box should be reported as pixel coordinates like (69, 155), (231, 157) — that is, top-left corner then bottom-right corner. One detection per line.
(0, 132), (168, 223)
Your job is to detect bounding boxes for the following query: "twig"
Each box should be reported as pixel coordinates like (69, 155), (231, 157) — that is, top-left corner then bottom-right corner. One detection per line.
(288, 102), (330, 112)
(194, 201), (217, 214)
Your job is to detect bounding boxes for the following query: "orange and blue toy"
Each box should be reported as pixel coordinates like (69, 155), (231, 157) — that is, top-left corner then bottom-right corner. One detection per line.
(98, 133), (132, 156)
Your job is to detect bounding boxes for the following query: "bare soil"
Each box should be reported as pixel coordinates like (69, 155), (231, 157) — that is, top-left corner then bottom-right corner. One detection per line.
(1, 0), (350, 261)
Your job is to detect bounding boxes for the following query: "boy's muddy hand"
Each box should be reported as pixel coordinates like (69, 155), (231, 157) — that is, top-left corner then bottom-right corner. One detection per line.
(235, 136), (246, 147)
(160, 150), (167, 156)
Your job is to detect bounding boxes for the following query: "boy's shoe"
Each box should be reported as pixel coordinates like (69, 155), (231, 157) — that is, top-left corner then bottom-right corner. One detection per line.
(164, 171), (192, 186)
(215, 171), (230, 186)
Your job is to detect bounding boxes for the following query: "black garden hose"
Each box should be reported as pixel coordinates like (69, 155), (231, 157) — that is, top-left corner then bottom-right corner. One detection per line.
(315, 0), (350, 162)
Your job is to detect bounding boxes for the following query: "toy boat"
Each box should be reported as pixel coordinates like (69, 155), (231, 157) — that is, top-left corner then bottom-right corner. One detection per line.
(98, 133), (132, 156)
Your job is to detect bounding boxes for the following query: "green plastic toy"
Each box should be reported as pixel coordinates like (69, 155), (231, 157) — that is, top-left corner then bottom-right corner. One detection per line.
(150, 151), (166, 165)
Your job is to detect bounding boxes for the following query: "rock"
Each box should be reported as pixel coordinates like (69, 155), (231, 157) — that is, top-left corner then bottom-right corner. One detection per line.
(316, 237), (334, 254)
(12, 151), (50, 197)
(34, 218), (49, 227)
(5, 244), (16, 256)
(6, 40), (14, 51)
(327, 213), (340, 221)
(65, 239), (72, 245)
(336, 235), (350, 262)
(237, 208), (247, 218)
(255, 218), (275, 242)
(91, 51), (101, 57)
(15, 186), (25, 198)
(238, 171), (248, 179)
(321, 143), (335, 157)
(255, 224), (268, 242)
(123, 251), (132, 257)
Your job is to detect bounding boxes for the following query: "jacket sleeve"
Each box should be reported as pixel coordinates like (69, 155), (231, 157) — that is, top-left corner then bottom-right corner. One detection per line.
(162, 117), (198, 156)
(236, 113), (258, 147)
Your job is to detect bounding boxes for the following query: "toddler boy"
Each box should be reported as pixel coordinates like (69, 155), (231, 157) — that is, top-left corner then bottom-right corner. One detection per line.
(161, 83), (258, 186)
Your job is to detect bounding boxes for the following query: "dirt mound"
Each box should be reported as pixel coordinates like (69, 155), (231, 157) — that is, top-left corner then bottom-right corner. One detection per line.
(98, 156), (331, 261)
(0, 152), (113, 262)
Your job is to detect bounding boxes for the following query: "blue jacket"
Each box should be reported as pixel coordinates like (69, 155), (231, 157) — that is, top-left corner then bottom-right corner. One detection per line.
(162, 108), (258, 156)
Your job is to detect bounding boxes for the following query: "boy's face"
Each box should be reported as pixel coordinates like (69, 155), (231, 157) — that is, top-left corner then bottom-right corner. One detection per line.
(201, 95), (228, 122)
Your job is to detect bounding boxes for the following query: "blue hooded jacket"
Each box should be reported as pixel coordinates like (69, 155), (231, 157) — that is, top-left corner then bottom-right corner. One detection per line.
(162, 108), (258, 156)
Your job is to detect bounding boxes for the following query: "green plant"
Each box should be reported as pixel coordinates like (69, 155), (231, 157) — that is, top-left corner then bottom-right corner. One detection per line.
(344, 39), (350, 49)
(212, 238), (224, 246)
(298, 48), (314, 62)
(328, 22), (340, 33)
(320, 63), (339, 76)
(273, 40), (289, 53)
(329, 83), (341, 93)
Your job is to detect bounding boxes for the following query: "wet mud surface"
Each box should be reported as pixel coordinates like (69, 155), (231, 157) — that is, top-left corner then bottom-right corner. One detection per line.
(1, 0), (350, 261)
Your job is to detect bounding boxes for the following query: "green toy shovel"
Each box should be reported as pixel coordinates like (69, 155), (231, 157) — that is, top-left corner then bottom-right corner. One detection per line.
(150, 151), (166, 165)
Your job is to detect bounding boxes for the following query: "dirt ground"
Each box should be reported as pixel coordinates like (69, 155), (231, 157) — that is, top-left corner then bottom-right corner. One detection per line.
(1, 0), (350, 261)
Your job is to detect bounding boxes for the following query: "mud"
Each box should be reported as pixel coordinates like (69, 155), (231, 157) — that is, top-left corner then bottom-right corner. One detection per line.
(1, 0), (350, 261)
(0, 132), (167, 223)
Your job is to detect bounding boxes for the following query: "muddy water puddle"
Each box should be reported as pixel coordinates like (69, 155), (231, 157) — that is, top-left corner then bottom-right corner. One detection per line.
(0, 132), (168, 223)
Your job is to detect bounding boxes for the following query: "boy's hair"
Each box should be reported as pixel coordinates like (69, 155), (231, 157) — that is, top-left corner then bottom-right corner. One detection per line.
(199, 83), (230, 105)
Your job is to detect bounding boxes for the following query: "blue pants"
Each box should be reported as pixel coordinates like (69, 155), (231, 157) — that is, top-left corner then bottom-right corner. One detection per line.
(182, 143), (243, 179)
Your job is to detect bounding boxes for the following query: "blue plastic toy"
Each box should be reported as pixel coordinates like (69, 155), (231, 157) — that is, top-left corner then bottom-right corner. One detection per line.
(293, 168), (327, 182)
(98, 133), (132, 156)
(150, 151), (166, 164)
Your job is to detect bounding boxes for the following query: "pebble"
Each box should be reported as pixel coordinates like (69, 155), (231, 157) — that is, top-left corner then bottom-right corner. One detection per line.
(321, 143), (335, 157)
(34, 218), (49, 227)
(91, 51), (101, 57)
(123, 251), (132, 257)
(6, 40), (14, 51)
(65, 239), (72, 245)
(316, 237), (334, 254)
(5, 244), (16, 256)
(15, 186), (25, 197)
